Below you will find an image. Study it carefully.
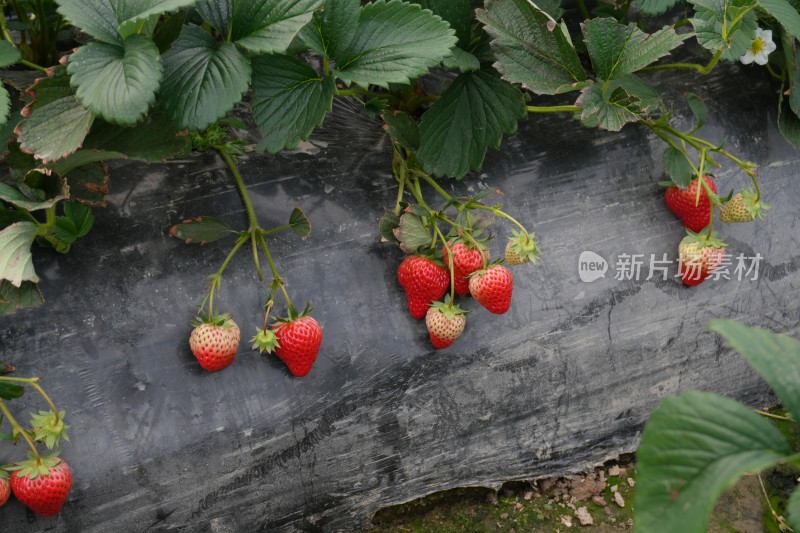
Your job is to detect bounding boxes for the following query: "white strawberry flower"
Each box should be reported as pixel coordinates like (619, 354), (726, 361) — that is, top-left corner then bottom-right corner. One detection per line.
(740, 28), (777, 66)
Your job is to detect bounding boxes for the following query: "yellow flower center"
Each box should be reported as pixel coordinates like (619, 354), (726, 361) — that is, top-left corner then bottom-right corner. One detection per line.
(750, 37), (766, 55)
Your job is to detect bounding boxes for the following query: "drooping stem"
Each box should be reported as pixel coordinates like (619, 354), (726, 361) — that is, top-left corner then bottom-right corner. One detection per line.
(435, 221), (456, 302)
(20, 59), (47, 73)
(471, 204), (528, 235)
(0, 377), (60, 424)
(758, 474), (790, 531)
(754, 409), (793, 422)
(417, 172), (453, 202)
(577, 0), (590, 19)
(256, 232), (292, 309)
(0, 399), (40, 462)
(198, 233), (248, 317)
(640, 50), (721, 75)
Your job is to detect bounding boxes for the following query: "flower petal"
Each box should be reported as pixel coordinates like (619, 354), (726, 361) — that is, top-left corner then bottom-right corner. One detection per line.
(766, 40), (777, 54)
(740, 51), (755, 64)
(754, 52), (768, 65)
(762, 29), (773, 43)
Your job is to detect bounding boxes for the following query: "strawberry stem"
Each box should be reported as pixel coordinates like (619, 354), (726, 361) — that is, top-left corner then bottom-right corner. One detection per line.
(0, 399), (41, 462)
(435, 221), (456, 302)
(256, 232), (293, 310)
(0, 377), (60, 425)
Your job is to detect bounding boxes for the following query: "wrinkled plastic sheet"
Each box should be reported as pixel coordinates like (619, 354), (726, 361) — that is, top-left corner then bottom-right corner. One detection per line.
(0, 64), (797, 532)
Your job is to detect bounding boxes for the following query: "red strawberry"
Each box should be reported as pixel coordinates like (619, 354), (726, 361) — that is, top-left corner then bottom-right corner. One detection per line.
(678, 231), (727, 286)
(426, 300), (467, 349)
(469, 264), (514, 314)
(665, 175), (717, 232)
(0, 475), (9, 507)
(189, 314), (240, 371)
(10, 456), (72, 517)
(397, 255), (449, 319)
(442, 242), (488, 296)
(272, 315), (323, 377)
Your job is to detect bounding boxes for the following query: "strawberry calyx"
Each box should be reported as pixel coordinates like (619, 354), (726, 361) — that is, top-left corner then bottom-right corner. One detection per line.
(30, 410), (69, 450)
(273, 302), (314, 325)
(731, 188), (770, 220)
(682, 229), (728, 250)
(6, 452), (63, 479)
(430, 295), (467, 318)
(251, 328), (280, 353)
(505, 229), (540, 265)
(192, 312), (236, 328)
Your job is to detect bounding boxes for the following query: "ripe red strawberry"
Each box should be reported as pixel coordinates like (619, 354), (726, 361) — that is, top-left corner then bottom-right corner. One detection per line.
(189, 314), (240, 371)
(469, 264), (514, 314)
(678, 232), (727, 286)
(426, 300), (467, 349)
(397, 255), (449, 319)
(665, 175), (717, 232)
(0, 475), (9, 507)
(442, 241), (488, 296)
(272, 315), (323, 377)
(10, 456), (72, 517)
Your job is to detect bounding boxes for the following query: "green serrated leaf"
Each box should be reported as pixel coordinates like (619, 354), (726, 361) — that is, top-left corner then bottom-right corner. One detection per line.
(379, 210), (400, 243)
(418, 0), (473, 49)
(708, 320), (800, 422)
(690, 0), (758, 61)
(64, 202), (94, 238)
(0, 222), (38, 286)
(161, 25), (251, 130)
(67, 35), (162, 126)
(662, 146), (694, 187)
(53, 216), (79, 245)
(251, 54), (335, 154)
(442, 47), (480, 72)
(686, 92), (707, 131)
(0, 171), (69, 211)
(383, 110), (420, 151)
(289, 207), (311, 239)
(760, 0), (800, 40)
(169, 216), (236, 244)
(0, 82), (22, 142)
(583, 18), (686, 80)
(84, 113), (189, 162)
(57, 0), (198, 44)
(0, 84), (9, 127)
(788, 487), (800, 531)
(634, 391), (791, 533)
(577, 78), (653, 131)
(531, 0), (566, 19)
(476, 0), (587, 95)
(0, 41), (21, 69)
(394, 212), (431, 252)
(16, 69), (94, 163)
(153, 11), (187, 53)
(334, 0), (457, 88)
(196, 0), (233, 35)
(0, 280), (43, 315)
(636, 0), (681, 15)
(298, 0), (359, 58)
(0, 382), (24, 400)
(417, 69), (525, 178)
(232, 0), (323, 54)
(62, 162), (110, 206)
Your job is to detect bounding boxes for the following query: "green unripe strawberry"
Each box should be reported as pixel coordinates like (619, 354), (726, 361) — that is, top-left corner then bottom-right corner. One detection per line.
(720, 189), (769, 223)
(504, 229), (539, 266)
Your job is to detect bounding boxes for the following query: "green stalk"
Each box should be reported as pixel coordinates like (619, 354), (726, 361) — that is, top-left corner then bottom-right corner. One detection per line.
(198, 233), (248, 317)
(577, 0), (591, 19)
(20, 59), (47, 73)
(471, 204), (528, 235)
(435, 221), (456, 302)
(0, 399), (40, 462)
(526, 105), (581, 114)
(218, 147), (263, 280)
(640, 50), (722, 75)
(0, 377), (60, 424)
(417, 172), (452, 201)
(754, 409), (793, 422)
(256, 232), (292, 309)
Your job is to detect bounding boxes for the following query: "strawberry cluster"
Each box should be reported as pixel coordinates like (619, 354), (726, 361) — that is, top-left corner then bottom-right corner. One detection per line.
(664, 175), (768, 286)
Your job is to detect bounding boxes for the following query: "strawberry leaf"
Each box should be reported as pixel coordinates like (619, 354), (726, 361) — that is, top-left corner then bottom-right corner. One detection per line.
(635, 0), (681, 15)
(67, 35), (162, 127)
(394, 212), (431, 253)
(169, 216), (236, 245)
(417, 69), (525, 178)
(196, 0), (233, 36)
(0, 280), (43, 315)
(582, 18), (686, 80)
(382, 111), (420, 151)
(476, 0), (588, 94)
(379, 210), (400, 243)
(689, 0), (758, 61)
(0, 41), (21, 68)
(289, 207), (311, 239)
(686, 92), (707, 133)
(662, 147), (694, 187)
(708, 320), (800, 422)
(161, 25), (251, 130)
(0, 382), (24, 400)
(759, 0), (800, 41)
(788, 488), (800, 530)
(333, 0), (457, 88)
(298, 0), (359, 58)
(231, 0), (323, 54)
(0, 222), (38, 287)
(251, 54), (335, 154)
(417, 0), (472, 49)
(83, 113), (190, 162)
(635, 391), (790, 533)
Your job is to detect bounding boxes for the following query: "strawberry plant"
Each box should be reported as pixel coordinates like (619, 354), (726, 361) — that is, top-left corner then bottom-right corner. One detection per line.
(0, 362), (72, 516)
(634, 320), (800, 533)
(0, 0), (795, 353)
